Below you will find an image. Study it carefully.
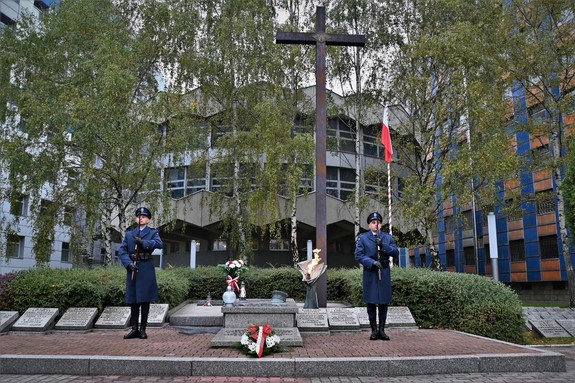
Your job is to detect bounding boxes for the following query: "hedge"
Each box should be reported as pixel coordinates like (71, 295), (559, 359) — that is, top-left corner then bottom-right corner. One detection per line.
(0, 265), (524, 343)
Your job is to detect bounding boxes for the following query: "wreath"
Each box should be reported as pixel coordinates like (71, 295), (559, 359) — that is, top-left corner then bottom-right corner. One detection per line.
(238, 324), (282, 358)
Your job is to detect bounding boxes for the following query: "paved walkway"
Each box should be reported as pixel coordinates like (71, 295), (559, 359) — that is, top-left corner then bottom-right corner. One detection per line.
(0, 326), (573, 382)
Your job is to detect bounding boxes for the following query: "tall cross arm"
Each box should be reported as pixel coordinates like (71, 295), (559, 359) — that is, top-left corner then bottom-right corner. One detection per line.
(276, 32), (366, 47)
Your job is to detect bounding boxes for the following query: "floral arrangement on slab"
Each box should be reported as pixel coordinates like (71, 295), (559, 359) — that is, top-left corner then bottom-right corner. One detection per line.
(219, 259), (249, 292)
(239, 324), (282, 358)
(219, 259), (249, 277)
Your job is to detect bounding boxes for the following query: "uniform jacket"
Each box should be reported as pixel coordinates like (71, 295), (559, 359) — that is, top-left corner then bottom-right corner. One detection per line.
(354, 229), (399, 304)
(119, 225), (163, 304)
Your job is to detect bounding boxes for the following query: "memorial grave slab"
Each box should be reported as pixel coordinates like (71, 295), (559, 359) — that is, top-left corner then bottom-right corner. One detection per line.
(556, 319), (575, 337)
(529, 319), (572, 338)
(211, 327), (303, 347)
(94, 306), (130, 329)
(11, 307), (59, 332)
(352, 307), (370, 328)
(296, 309), (329, 332)
(387, 306), (417, 327)
(55, 307), (98, 331)
(139, 303), (169, 327)
(0, 311), (19, 333)
(327, 308), (360, 331)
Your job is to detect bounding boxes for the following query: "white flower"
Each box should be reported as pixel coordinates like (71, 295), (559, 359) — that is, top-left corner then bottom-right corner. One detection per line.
(248, 343), (257, 352)
(240, 334), (250, 345)
(266, 335), (280, 348)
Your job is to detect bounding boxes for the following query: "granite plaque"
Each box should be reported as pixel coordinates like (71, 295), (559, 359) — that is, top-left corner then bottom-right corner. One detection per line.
(350, 307), (369, 328)
(556, 319), (575, 337)
(139, 303), (169, 327)
(0, 311), (19, 333)
(296, 310), (329, 332)
(529, 319), (571, 338)
(327, 308), (360, 331)
(11, 307), (59, 332)
(55, 307), (98, 331)
(210, 327), (303, 347)
(94, 306), (131, 329)
(386, 306), (417, 327)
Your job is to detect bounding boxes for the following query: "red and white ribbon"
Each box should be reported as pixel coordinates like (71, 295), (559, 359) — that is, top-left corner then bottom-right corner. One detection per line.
(226, 275), (239, 292)
(255, 326), (266, 358)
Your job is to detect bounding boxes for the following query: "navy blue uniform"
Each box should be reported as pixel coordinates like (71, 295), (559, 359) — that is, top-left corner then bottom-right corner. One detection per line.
(119, 226), (163, 304)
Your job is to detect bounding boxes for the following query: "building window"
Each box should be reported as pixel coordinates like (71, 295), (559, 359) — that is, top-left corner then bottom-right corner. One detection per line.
(327, 167), (355, 201)
(327, 118), (355, 153)
(540, 235), (559, 260)
(6, 234), (24, 259)
(61, 242), (71, 262)
(9, 193), (28, 216)
(536, 191), (555, 215)
(269, 238), (289, 251)
(462, 210), (474, 231)
(446, 249), (455, 267)
(212, 239), (227, 251)
(509, 239), (525, 262)
(165, 166), (206, 199)
(464, 247), (475, 265)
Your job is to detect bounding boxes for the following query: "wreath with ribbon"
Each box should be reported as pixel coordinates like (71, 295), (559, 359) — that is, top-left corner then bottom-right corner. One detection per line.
(239, 324), (282, 358)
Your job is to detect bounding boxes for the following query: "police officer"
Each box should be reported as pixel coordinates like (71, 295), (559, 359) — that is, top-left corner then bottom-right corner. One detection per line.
(354, 212), (399, 340)
(119, 207), (163, 339)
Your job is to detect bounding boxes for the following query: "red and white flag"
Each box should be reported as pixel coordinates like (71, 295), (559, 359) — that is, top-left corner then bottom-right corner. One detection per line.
(381, 106), (393, 163)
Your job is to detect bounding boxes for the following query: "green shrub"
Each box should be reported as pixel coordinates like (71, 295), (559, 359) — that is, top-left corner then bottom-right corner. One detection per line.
(391, 268), (525, 343)
(0, 265), (525, 343)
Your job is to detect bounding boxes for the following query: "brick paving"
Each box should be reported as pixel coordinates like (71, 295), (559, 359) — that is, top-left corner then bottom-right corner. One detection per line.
(0, 327), (574, 383)
(0, 327), (539, 358)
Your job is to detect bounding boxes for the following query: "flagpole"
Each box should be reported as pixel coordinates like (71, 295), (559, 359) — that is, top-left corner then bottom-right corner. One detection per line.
(387, 161), (392, 236)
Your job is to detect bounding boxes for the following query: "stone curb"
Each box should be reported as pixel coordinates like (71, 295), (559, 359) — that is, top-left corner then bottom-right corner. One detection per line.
(0, 350), (565, 377)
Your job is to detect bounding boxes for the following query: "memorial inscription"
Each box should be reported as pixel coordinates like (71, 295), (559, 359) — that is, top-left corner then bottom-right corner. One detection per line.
(12, 307), (59, 332)
(0, 311), (19, 333)
(55, 307), (98, 331)
(94, 306), (131, 329)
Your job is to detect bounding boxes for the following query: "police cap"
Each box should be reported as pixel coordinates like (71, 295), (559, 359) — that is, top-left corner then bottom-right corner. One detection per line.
(135, 207), (152, 219)
(367, 211), (383, 224)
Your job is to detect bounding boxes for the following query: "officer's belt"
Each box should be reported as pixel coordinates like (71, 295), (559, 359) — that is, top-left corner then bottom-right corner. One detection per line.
(139, 253), (153, 260)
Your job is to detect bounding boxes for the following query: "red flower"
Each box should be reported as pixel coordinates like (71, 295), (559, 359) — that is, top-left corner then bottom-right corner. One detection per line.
(263, 324), (273, 335)
(248, 325), (258, 333)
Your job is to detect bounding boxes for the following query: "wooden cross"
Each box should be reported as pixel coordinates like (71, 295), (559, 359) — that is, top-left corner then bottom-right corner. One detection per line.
(276, 6), (365, 307)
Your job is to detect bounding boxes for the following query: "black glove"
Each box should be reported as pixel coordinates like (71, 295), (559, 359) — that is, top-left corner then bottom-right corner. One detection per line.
(372, 261), (383, 270)
(375, 237), (382, 246)
(127, 263), (138, 273)
(129, 254), (136, 262)
(135, 237), (143, 246)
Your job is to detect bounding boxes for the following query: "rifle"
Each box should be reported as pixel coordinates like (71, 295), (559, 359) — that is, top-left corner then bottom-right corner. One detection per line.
(375, 229), (382, 281)
(131, 215), (141, 281)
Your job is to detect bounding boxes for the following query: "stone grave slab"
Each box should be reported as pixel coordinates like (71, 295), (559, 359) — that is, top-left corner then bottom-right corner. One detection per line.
(210, 327), (303, 347)
(529, 319), (572, 338)
(0, 311), (19, 333)
(11, 307), (59, 332)
(139, 303), (169, 327)
(352, 307), (370, 328)
(221, 298), (299, 328)
(296, 309), (329, 332)
(556, 319), (575, 337)
(94, 306), (130, 329)
(386, 306), (417, 327)
(327, 308), (360, 331)
(55, 307), (98, 331)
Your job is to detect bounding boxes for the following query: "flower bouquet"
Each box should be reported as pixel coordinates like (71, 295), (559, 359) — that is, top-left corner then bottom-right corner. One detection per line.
(239, 324), (282, 358)
(219, 259), (249, 292)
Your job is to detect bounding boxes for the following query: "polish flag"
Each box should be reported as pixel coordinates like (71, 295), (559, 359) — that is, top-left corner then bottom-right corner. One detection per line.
(381, 106), (393, 163)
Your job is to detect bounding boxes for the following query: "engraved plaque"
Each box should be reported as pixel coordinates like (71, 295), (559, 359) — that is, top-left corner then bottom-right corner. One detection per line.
(139, 303), (168, 327)
(12, 308), (59, 332)
(56, 307), (98, 331)
(386, 306), (417, 327)
(529, 319), (571, 338)
(94, 306), (131, 329)
(0, 311), (19, 332)
(556, 319), (575, 337)
(296, 311), (329, 332)
(327, 308), (360, 330)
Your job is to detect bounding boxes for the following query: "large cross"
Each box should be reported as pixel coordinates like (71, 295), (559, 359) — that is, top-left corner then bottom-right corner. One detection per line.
(276, 6), (365, 307)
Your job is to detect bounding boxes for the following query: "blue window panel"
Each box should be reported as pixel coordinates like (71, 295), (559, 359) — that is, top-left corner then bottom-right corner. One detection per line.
(498, 245), (510, 260)
(498, 257), (511, 273)
(478, 247), (486, 275)
(519, 171), (534, 188)
(438, 240), (445, 255)
(497, 232), (508, 245)
(524, 240), (540, 258)
(499, 271), (511, 282)
(523, 213), (537, 229)
(525, 255), (541, 270)
(516, 132), (531, 154)
(524, 226), (539, 242)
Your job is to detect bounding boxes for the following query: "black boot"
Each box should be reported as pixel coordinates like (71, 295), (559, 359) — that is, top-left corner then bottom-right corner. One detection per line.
(369, 320), (378, 340)
(124, 321), (140, 339)
(139, 322), (147, 339)
(377, 324), (390, 341)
